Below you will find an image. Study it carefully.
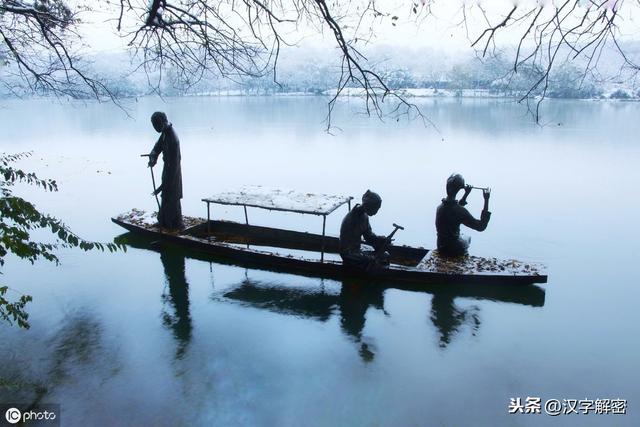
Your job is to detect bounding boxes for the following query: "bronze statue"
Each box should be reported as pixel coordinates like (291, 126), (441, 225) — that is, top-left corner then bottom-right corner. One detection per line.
(339, 190), (391, 267)
(147, 112), (183, 229)
(435, 174), (491, 257)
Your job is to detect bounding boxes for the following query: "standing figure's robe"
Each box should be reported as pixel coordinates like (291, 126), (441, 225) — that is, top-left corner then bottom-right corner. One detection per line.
(149, 124), (183, 229)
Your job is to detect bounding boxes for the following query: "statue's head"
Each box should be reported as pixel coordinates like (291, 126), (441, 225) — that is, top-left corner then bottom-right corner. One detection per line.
(151, 111), (169, 133)
(446, 173), (465, 198)
(361, 190), (382, 215)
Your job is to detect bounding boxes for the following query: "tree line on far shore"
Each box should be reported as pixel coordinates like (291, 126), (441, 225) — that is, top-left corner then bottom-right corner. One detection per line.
(2, 48), (636, 101)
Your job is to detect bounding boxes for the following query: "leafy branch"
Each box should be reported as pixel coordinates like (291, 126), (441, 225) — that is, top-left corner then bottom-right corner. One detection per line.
(0, 152), (123, 328)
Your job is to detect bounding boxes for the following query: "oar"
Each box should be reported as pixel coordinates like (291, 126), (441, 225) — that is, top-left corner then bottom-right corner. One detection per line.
(140, 154), (160, 211)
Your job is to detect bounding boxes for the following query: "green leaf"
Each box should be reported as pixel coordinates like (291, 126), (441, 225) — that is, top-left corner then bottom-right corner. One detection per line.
(1, 152), (123, 328)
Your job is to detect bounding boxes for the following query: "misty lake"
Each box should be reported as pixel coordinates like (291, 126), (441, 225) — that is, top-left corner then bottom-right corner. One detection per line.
(0, 96), (638, 426)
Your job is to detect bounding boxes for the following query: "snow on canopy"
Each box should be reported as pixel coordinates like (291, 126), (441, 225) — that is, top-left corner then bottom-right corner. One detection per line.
(203, 186), (353, 216)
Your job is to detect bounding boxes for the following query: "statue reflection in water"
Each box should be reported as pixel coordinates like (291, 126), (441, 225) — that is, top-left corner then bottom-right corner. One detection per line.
(222, 274), (544, 361)
(116, 232), (544, 361)
(222, 276), (385, 362)
(338, 280), (385, 362)
(159, 248), (193, 359)
(430, 293), (480, 348)
(115, 234), (194, 359)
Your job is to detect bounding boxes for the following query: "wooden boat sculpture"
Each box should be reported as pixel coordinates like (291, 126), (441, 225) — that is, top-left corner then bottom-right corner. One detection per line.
(112, 186), (547, 285)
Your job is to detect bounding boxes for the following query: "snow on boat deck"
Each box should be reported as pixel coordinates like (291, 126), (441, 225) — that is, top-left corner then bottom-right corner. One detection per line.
(416, 252), (545, 276)
(115, 209), (547, 279)
(202, 185), (353, 216)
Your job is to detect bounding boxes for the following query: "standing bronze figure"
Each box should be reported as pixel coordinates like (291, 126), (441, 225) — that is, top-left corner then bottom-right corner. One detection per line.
(147, 112), (183, 229)
(435, 174), (491, 257)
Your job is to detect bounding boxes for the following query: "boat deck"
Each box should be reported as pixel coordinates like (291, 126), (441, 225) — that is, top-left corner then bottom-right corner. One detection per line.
(113, 209), (547, 285)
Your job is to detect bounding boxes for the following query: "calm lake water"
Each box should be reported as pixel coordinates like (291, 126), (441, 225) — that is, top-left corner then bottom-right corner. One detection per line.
(0, 97), (638, 426)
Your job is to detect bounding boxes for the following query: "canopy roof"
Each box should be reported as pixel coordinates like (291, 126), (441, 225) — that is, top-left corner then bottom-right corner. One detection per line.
(203, 185), (352, 216)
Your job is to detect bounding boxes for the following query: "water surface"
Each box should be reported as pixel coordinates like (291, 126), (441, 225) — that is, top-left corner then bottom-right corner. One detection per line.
(0, 97), (638, 426)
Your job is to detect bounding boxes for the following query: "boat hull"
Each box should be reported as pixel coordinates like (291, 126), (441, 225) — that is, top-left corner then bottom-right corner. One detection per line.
(111, 210), (548, 285)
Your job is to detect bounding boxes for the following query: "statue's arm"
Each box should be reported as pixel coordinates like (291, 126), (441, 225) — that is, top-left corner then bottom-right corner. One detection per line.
(459, 185), (472, 206)
(148, 134), (164, 167)
(362, 220), (386, 248)
(460, 207), (491, 232)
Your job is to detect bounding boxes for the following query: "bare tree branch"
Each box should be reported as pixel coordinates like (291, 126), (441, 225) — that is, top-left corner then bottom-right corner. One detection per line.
(0, 0), (117, 102)
(4, 0), (640, 128)
(457, 0), (633, 121)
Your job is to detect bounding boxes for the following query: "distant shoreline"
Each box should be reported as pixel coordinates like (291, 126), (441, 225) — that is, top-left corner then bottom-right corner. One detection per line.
(2, 88), (640, 102)
(166, 88), (640, 102)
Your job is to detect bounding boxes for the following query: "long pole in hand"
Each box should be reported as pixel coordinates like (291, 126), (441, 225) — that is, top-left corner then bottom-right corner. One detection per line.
(140, 154), (161, 211)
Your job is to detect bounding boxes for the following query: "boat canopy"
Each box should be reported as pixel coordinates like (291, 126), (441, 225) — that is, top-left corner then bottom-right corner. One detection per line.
(202, 186), (353, 262)
(202, 185), (352, 216)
